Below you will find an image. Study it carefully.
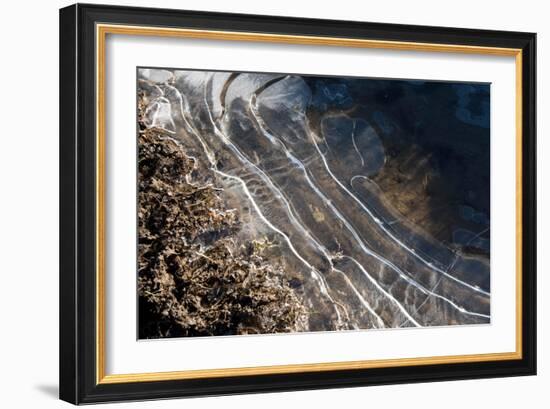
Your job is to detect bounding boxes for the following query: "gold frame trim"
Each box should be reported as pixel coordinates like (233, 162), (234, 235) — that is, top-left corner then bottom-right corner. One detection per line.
(96, 23), (523, 385)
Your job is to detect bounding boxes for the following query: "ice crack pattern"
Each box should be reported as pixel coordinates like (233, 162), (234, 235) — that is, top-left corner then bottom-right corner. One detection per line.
(138, 67), (491, 338)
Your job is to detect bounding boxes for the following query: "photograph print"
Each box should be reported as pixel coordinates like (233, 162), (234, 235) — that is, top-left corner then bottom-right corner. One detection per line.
(137, 67), (491, 339)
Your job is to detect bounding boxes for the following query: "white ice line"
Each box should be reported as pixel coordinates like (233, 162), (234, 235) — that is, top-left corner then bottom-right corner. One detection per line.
(334, 268), (385, 328)
(349, 174), (490, 297)
(163, 84), (217, 166)
(341, 257), (422, 327)
(410, 227), (492, 318)
(350, 121), (365, 167)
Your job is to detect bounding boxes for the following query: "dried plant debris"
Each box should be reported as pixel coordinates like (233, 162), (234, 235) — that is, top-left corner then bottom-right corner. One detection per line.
(138, 96), (308, 338)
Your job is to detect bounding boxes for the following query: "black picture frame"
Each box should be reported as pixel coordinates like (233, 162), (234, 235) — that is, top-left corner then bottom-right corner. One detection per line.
(60, 3), (536, 404)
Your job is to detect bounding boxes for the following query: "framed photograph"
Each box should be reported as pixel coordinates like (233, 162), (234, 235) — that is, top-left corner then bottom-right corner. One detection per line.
(59, 3), (536, 404)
